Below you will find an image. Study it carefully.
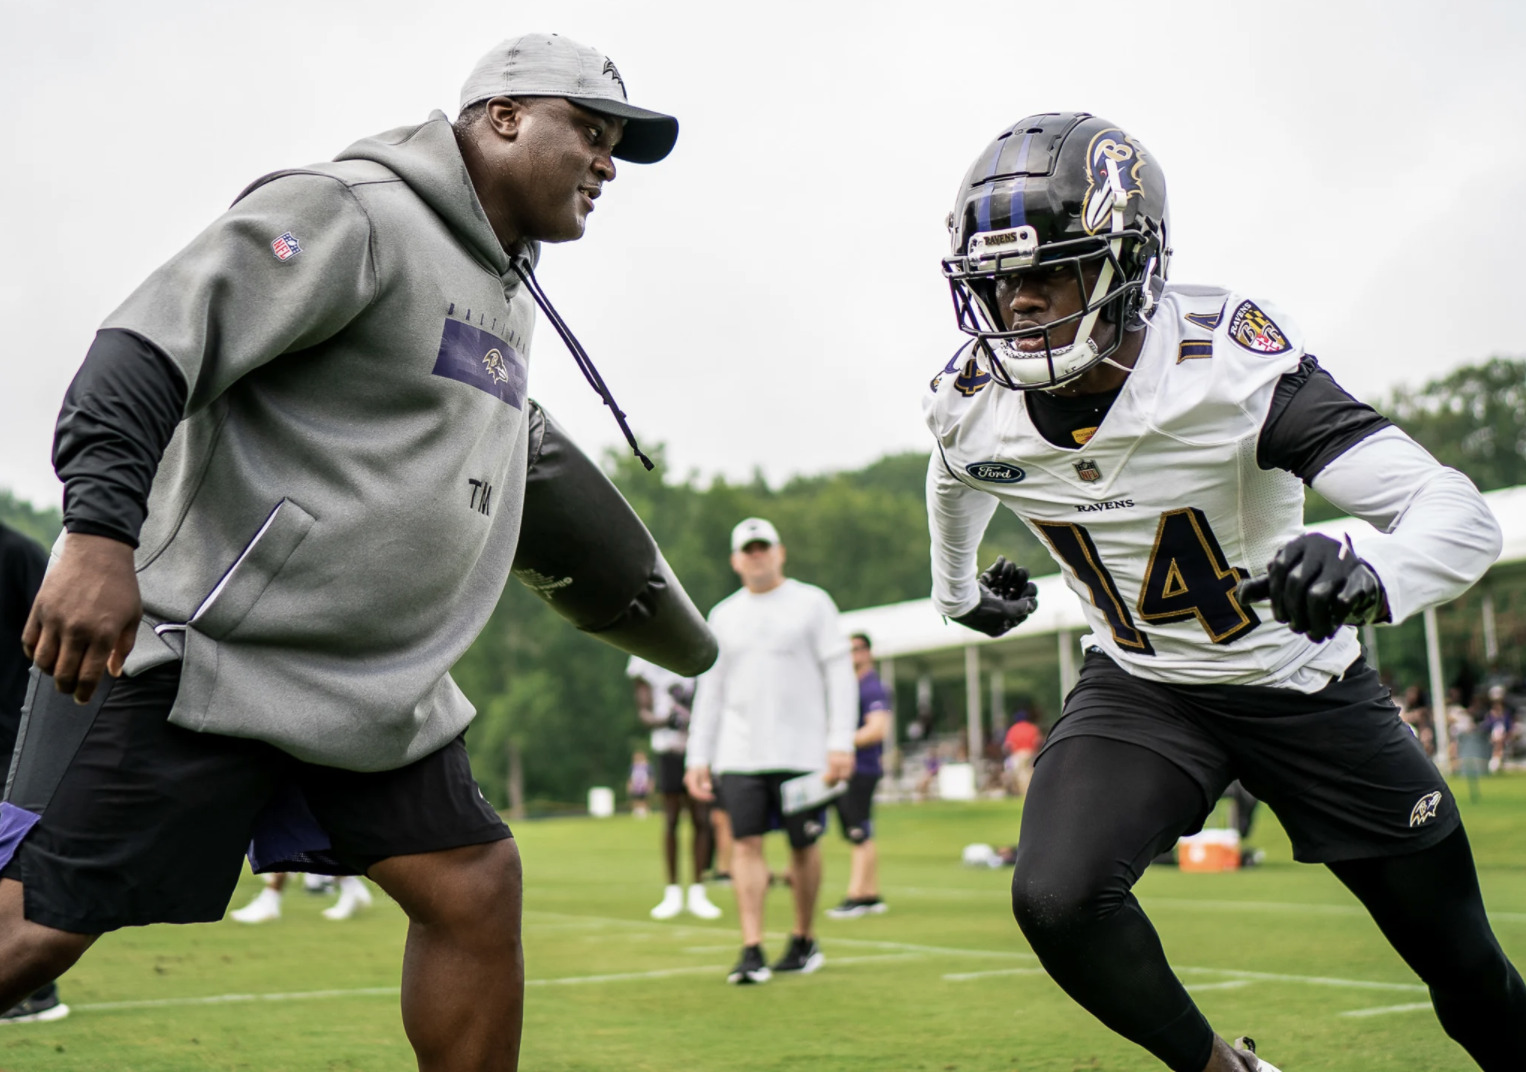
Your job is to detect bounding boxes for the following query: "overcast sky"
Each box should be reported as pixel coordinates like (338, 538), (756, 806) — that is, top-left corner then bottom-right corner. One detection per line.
(2, 0), (1523, 510)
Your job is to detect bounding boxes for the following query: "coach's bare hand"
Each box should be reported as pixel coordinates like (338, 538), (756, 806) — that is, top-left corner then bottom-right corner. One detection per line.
(22, 533), (141, 704)
(684, 764), (713, 802)
(824, 751), (854, 784)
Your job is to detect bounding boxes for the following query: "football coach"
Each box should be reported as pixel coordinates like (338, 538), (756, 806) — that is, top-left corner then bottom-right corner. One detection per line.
(0, 33), (681, 1070)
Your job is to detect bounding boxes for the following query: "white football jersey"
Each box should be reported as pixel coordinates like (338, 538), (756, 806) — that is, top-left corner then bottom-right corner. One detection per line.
(927, 283), (1368, 691)
(626, 655), (694, 754)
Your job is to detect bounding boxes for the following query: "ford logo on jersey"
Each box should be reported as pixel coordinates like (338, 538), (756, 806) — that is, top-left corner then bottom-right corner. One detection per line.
(967, 461), (1026, 484)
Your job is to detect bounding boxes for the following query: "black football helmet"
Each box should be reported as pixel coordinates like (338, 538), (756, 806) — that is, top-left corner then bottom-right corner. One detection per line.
(942, 112), (1170, 390)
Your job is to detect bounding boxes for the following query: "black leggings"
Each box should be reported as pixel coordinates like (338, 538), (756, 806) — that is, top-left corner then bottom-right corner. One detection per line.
(1011, 736), (1526, 1070)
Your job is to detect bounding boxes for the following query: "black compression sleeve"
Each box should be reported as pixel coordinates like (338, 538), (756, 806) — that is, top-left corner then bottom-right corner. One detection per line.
(1257, 354), (1391, 482)
(53, 329), (188, 548)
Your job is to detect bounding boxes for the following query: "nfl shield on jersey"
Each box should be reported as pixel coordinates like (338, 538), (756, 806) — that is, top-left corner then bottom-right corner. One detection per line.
(925, 283), (1363, 691)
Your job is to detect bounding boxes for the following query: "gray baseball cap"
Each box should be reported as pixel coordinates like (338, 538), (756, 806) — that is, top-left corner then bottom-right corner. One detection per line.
(459, 33), (679, 164)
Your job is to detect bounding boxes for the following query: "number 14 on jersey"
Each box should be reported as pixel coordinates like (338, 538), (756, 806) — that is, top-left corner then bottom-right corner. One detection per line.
(1035, 508), (1260, 656)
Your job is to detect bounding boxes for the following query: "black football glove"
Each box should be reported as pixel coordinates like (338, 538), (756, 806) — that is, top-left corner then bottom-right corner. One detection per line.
(1234, 533), (1386, 643)
(951, 557), (1039, 638)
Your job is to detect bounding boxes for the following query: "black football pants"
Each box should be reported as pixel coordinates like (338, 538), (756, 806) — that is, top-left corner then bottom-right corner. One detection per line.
(1010, 737), (1526, 1070)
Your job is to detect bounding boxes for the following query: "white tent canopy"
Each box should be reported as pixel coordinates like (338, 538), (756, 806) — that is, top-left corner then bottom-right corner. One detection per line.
(840, 484), (1526, 769)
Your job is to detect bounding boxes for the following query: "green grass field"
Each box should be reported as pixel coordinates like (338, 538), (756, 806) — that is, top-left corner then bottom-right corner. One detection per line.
(4, 776), (1525, 1071)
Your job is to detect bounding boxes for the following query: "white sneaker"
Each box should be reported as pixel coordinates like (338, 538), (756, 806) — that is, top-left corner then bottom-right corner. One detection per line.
(302, 873), (335, 894)
(1232, 1037), (1280, 1072)
(650, 884), (684, 919)
(686, 884), (722, 919)
(322, 877), (373, 921)
(230, 887), (282, 924)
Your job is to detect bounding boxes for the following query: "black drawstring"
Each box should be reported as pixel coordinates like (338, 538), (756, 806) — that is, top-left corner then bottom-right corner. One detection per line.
(511, 257), (654, 472)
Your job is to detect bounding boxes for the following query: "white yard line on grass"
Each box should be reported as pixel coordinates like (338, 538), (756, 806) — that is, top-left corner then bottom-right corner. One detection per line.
(526, 964), (720, 986)
(67, 953), (935, 1012)
(1340, 1002), (1436, 1018)
(527, 909), (1039, 961)
(942, 967), (1044, 981)
(895, 887), (1526, 923)
(73, 987), (400, 1012)
(1180, 980), (1255, 992)
(62, 954), (1430, 1015)
(1174, 965), (1425, 993)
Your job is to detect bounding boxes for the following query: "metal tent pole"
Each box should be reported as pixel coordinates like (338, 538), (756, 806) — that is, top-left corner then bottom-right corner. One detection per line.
(1057, 630), (1077, 699)
(1424, 606), (1451, 773)
(965, 645), (983, 768)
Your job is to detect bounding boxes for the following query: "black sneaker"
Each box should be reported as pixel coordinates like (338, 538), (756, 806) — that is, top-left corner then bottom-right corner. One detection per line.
(826, 897), (867, 919)
(856, 895), (888, 915)
(770, 934), (824, 975)
(0, 983), (70, 1025)
(727, 944), (771, 985)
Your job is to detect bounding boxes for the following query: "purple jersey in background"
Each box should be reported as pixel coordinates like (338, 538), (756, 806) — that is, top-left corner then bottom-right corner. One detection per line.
(856, 670), (890, 776)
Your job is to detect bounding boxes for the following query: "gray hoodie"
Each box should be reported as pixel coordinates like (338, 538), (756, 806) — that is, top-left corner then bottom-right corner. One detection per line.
(105, 111), (538, 771)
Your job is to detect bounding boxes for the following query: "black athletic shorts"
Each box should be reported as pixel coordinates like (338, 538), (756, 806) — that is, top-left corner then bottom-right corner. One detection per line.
(715, 771), (825, 850)
(1041, 649), (1460, 864)
(832, 772), (879, 843)
(0, 664), (512, 935)
(655, 750), (687, 796)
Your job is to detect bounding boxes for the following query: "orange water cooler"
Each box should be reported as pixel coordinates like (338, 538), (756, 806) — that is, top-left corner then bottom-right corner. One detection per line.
(1177, 828), (1241, 873)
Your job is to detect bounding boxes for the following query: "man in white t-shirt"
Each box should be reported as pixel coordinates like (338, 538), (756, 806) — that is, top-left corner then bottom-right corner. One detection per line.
(626, 656), (720, 920)
(685, 518), (857, 985)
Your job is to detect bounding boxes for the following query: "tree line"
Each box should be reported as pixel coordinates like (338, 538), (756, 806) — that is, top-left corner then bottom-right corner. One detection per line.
(4, 357), (1525, 808)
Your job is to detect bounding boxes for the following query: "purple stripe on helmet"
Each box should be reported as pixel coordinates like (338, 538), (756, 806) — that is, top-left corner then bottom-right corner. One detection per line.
(1008, 131), (1035, 228)
(976, 183), (994, 233)
(0, 802), (40, 876)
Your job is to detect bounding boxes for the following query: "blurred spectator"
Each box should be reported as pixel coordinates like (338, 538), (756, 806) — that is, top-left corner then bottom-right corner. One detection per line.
(1225, 780), (1265, 868)
(826, 633), (891, 919)
(907, 705), (932, 744)
(684, 517), (856, 983)
(1400, 685), (1436, 757)
(1003, 710), (1044, 798)
(1451, 691), (1490, 803)
(627, 657), (719, 920)
(627, 751), (652, 819)
(1480, 686), (1515, 775)
(914, 745), (942, 800)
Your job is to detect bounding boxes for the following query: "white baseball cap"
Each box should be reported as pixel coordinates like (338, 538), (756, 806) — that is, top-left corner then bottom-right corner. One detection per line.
(731, 517), (781, 553)
(459, 33), (679, 164)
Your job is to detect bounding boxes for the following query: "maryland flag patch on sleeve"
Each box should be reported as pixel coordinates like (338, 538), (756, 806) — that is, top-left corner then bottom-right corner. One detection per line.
(1220, 298), (1294, 353)
(1226, 299), (1291, 354)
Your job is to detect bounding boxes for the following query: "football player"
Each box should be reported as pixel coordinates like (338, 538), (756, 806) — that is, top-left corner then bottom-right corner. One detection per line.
(925, 112), (1525, 1071)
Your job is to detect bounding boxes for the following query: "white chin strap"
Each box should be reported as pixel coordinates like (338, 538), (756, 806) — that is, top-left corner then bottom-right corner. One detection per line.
(995, 160), (1130, 388)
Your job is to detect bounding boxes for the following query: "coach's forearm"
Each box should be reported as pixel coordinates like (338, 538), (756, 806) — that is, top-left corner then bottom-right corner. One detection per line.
(55, 329), (187, 547)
